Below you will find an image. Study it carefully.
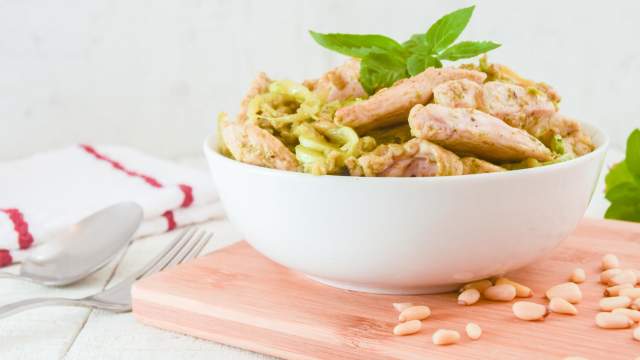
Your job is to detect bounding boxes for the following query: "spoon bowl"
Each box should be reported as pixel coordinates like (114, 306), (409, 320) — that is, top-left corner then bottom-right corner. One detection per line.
(14, 202), (143, 286)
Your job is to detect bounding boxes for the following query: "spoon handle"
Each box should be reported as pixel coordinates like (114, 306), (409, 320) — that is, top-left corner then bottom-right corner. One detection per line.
(0, 272), (34, 283)
(0, 297), (129, 319)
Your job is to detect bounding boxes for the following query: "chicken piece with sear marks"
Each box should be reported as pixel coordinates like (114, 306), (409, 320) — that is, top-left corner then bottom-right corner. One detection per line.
(347, 138), (463, 177)
(433, 79), (483, 109)
(335, 67), (487, 133)
(304, 59), (367, 102)
(409, 104), (553, 162)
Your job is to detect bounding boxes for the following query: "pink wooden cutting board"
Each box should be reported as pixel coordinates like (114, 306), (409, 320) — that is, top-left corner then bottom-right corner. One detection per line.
(132, 218), (640, 359)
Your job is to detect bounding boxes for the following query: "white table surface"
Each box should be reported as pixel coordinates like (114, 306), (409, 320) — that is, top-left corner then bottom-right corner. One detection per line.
(0, 150), (625, 360)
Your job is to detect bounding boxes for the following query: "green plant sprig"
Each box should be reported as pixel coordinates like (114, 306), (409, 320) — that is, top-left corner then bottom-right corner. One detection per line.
(605, 129), (640, 222)
(309, 6), (500, 94)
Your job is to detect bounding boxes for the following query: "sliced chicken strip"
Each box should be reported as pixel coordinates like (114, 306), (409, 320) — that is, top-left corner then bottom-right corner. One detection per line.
(347, 138), (463, 177)
(220, 120), (298, 171)
(461, 157), (506, 174)
(433, 79), (483, 109)
(482, 62), (561, 103)
(409, 104), (553, 162)
(565, 130), (595, 156)
(481, 81), (556, 129)
(236, 72), (272, 122)
(306, 59), (367, 102)
(335, 67), (487, 132)
(527, 113), (594, 155)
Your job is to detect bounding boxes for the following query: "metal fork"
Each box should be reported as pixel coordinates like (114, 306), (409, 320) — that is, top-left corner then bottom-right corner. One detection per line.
(0, 228), (212, 319)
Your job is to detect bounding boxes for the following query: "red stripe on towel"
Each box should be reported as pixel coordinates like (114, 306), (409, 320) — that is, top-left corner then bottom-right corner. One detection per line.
(79, 144), (195, 210)
(0, 249), (12, 267)
(162, 211), (177, 231)
(1, 208), (34, 250)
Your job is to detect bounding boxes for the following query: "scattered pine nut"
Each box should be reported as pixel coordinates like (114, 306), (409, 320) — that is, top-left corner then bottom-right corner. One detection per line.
(599, 296), (632, 311)
(432, 329), (460, 345)
(600, 268), (622, 284)
(595, 312), (634, 329)
(612, 308), (640, 322)
(512, 301), (547, 321)
(393, 320), (422, 336)
(392, 302), (414, 312)
(495, 277), (533, 297)
(548, 297), (578, 315)
(619, 287), (640, 300)
(634, 326), (640, 341)
(460, 279), (493, 293)
(398, 305), (431, 322)
(545, 282), (582, 304)
(465, 323), (482, 340)
(632, 298), (640, 310)
(604, 284), (633, 297)
(608, 270), (638, 286)
(458, 288), (480, 306)
(570, 268), (586, 284)
(483, 284), (517, 301)
(601, 254), (620, 270)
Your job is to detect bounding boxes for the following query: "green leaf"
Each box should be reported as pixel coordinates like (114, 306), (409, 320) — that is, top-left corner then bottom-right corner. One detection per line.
(402, 33), (429, 53)
(605, 202), (640, 222)
(625, 129), (640, 181)
(406, 54), (442, 76)
(438, 41), (501, 61)
(605, 161), (635, 191)
(308, 31), (405, 58)
(426, 6), (475, 53)
(605, 182), (640, 205)
(359, 51), (408, 95)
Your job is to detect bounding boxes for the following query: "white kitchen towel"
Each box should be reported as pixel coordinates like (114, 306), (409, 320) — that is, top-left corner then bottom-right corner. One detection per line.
(0, 144), (223, 266)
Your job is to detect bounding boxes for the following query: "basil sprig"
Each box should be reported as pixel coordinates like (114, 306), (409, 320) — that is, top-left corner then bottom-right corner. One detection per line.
(605, 129), (640, 222)
(309, 6), (500, 94)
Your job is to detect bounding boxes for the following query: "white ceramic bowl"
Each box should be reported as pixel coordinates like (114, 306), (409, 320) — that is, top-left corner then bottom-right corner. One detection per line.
(204, 123), (608, 294)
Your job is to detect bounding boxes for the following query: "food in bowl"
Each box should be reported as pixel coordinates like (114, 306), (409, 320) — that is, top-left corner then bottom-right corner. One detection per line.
(204, 6), (608, 294)
(215, 6), (595, 177)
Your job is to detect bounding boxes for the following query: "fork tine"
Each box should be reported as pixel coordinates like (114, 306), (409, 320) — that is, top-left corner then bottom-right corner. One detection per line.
(138, 229), (203, 279)
(135, 228), (198, 280)
(132, 227), (194, 279)
(161, 230), (207, 269)
(179, 233), (212, 263)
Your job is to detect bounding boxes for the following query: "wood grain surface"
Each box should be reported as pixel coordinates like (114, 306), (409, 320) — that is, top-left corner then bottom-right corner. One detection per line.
(132, 218), (640, 360)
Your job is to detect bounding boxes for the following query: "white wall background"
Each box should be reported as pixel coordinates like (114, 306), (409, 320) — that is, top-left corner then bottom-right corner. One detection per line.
(1, 0), (639, 160)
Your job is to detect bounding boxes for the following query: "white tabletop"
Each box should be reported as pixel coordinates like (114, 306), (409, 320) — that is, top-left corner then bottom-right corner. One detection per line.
(0, 150), (624, 360)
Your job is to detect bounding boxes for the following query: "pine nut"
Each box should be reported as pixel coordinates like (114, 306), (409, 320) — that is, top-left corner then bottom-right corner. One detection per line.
(512, 301), (547, 321)
(619, 287), (640, 300)
(595, 312), (633, 329)
(632, 298), (640, 310)
(458, 288), (480, 305)
(460, 279), (493, 293)
(634, 326), (640, 341)
(495, 277), (533, 297)
(484, 284), (516, 301)
(398, 305), (431, 322)
(432, 329), (460, 345)
(612, 308), (640, 322)
(548, 297), (578, 315)
(465, 323), (482, 340)
(570, 268), (586, 284)
(601, 253), (620, 270)
(609, 270), (637, 286)
(604, 284), (633, 296)
(600, 268), (622, 284)
(545, 282), (582, 304)
(392, 302), (414, 312)
(599, 296), (632, 311)
(393, 320), (422, 336)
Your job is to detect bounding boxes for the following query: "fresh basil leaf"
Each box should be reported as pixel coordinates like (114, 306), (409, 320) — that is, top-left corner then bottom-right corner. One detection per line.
(426, 6), (475, 53)
(626, 129), (640, 181)
(438, 41), (501, 61)
(605, 182), (640, 205)
(309, 31), (405, 58)
(605, 161), (635, 191)
(360, 51), (408, 95)
(605, 202), (640, 222)
(406, 54), (442, 76)
(402, 33), (429, 53)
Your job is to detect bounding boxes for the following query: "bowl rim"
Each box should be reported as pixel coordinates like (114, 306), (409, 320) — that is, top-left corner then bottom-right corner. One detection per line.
(203, 121), (610, 183)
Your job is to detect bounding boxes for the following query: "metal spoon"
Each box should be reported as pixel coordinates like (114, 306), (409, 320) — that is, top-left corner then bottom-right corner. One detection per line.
(0, 202), (143, 286)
